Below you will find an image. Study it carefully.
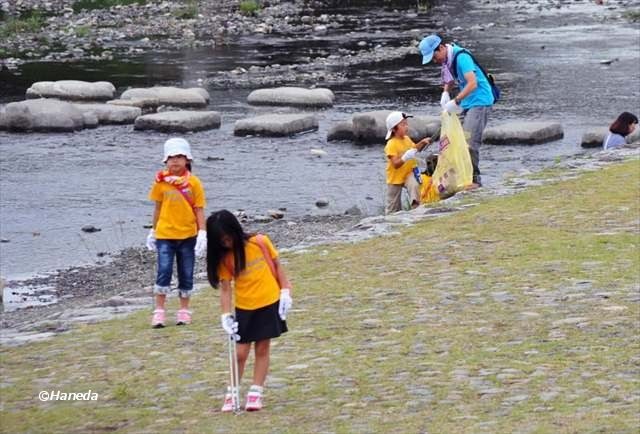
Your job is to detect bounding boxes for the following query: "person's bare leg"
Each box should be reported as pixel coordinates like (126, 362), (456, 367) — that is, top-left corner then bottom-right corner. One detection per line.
(252, 339), (271, 386)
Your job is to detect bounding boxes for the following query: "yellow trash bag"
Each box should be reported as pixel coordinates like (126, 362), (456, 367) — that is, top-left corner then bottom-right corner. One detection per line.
(420, 174), (440, 204)
(428, 112), (473, 199)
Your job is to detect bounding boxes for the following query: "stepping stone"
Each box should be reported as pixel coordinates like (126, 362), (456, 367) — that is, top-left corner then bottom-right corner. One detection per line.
(121, 86), (209, 108)
(483, 121), (564, 145)
(351, 111), (440, 144)
(580, 127), (608, 148)
(107, 98), (159, 112)
(247, 87), (335, 107)
(134, 111), (221, 132)
(2, 99), (86, 132)
(327, 121), (355, 142)
(74, 103), (141, 124)
(26, 80), (116, 101)
(234, 113), (318, 137)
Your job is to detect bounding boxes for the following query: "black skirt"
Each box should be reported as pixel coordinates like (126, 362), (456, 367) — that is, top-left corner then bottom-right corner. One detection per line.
(235, 300), (288, 344)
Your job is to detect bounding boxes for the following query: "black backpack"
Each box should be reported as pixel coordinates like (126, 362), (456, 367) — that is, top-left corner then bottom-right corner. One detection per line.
(451, 49), (500, 104)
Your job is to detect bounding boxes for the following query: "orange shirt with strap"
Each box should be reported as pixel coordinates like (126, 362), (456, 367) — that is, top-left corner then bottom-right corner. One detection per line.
(217, 235), (280, 310)
(148, 174), (206, 240)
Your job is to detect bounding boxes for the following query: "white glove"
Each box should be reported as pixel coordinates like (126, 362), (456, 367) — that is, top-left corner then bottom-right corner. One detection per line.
(146, 229), (156, 251)
(194, 230), (207, 257)
(278, 288), (293, 320)
(444, 99), (462, 114)
(401, 148), (418, 162)
(440, 91), (451, 108)
(221, 313), (240, 340)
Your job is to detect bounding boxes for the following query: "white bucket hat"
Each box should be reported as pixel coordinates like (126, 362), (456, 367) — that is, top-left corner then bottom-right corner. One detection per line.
(385, 111), (413, 140)
(163, 138), (193, 162)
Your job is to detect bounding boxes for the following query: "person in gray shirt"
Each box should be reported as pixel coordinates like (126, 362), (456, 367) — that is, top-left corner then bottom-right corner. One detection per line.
(603, 112), (638, 150)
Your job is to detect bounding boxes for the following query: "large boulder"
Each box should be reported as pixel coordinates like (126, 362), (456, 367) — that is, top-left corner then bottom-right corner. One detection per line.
(352, 111), (440, 144)
(120, 87), (209, 108)
(483, 121), (564, 145)
(581, 127), (608, 148)
(247, 87), (335, 108)
(327, 121), (355, 142)
(0, 107), (6, 130)
(627, 128), (640, 144)
(2, 99), (86, 132)
(134, 111), (221, 132)
(234, 113), (319, 137)
(74, 104), (141, 124)
(26, 80), (116, 101)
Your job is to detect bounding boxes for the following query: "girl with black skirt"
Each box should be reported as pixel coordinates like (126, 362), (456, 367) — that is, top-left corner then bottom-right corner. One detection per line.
(206, 210), (293, 412)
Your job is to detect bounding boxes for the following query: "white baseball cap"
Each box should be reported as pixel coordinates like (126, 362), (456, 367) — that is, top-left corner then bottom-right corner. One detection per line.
(163, 137), (193, 162)
(385, 111), (413, 140)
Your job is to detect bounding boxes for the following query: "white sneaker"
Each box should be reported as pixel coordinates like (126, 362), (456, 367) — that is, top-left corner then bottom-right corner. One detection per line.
(245, 385), (263, 411)
(220, 392), (234, 413)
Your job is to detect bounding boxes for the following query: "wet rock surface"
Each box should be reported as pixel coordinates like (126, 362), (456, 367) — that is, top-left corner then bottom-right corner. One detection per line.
(234, 113), (319, 136)
(247, 87), (335, 107)
(2, 98), (87, 132)
(134, 110), (221, 132)
(26, 80), (116, 101)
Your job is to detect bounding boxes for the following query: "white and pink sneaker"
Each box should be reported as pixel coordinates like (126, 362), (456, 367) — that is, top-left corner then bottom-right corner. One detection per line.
(151, 309), (165, 328)
(245, 385), (263, 411)
(176, 309), (192, 326)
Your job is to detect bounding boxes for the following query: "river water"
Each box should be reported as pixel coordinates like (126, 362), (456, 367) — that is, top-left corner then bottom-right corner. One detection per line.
(1, 0), (639, 279)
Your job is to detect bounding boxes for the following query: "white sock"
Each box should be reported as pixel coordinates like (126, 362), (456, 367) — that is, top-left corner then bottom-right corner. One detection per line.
(249, 385), (263, 393)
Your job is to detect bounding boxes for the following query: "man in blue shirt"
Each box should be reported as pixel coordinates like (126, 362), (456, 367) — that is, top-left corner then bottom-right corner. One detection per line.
(419, 34), (494, 188)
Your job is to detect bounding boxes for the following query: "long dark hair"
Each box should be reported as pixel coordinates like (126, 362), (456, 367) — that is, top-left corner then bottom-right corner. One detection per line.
(610, 112), (638, 136)
(206, 210), (252, 288)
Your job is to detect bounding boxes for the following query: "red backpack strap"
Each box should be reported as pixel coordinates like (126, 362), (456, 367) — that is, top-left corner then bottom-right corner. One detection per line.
(254, 234), (278, 282)
(223, 253), (234, 277)
(173, 185), (196, 215)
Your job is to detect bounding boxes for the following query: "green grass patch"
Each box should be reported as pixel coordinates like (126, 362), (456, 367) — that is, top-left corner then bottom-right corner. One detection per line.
(72, 0), (146, 13)
(239, 0), (261, 16)
(173, 0), (199, 19)
(1, 159), (639, 433)
(0, 10), (45, 38)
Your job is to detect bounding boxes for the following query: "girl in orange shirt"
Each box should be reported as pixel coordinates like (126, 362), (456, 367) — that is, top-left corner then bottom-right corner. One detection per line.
(206, 209), (293, 412)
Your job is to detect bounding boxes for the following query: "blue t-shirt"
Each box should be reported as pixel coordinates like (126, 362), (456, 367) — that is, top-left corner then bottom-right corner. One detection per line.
(452, 46), (494, 109)
(603, 132), (625, 150)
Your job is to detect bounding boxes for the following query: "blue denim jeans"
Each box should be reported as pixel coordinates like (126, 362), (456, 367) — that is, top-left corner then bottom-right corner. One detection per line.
(154, 237), (196, 299)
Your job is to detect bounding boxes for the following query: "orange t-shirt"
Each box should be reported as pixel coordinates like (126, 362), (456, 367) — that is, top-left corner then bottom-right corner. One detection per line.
(217, 235), (280, 310)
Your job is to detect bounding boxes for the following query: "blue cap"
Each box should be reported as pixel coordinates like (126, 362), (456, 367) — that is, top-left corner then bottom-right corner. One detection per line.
(419, 34), (442, 64)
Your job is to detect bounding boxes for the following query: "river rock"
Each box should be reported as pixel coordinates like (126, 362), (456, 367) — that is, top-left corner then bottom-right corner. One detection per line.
(352, 111), (440, 144)
(483, 121), (564, 145)
(580, 127), (608, 148)
(626, 128), (640, 144)
(247, 87), (335, 107)
(2, 99), (86, 132)
(327, 121), (355, 141)
(82, 113), (99, 129)
(134, 111), (221, 132)
(0, 108), (7, 130)
(74, 104), (141, 125)
(26, 80), (116, 101)
(234, 113), (318, 137)
(120, 87), (209, 108)
(107, 98), (159, 113)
